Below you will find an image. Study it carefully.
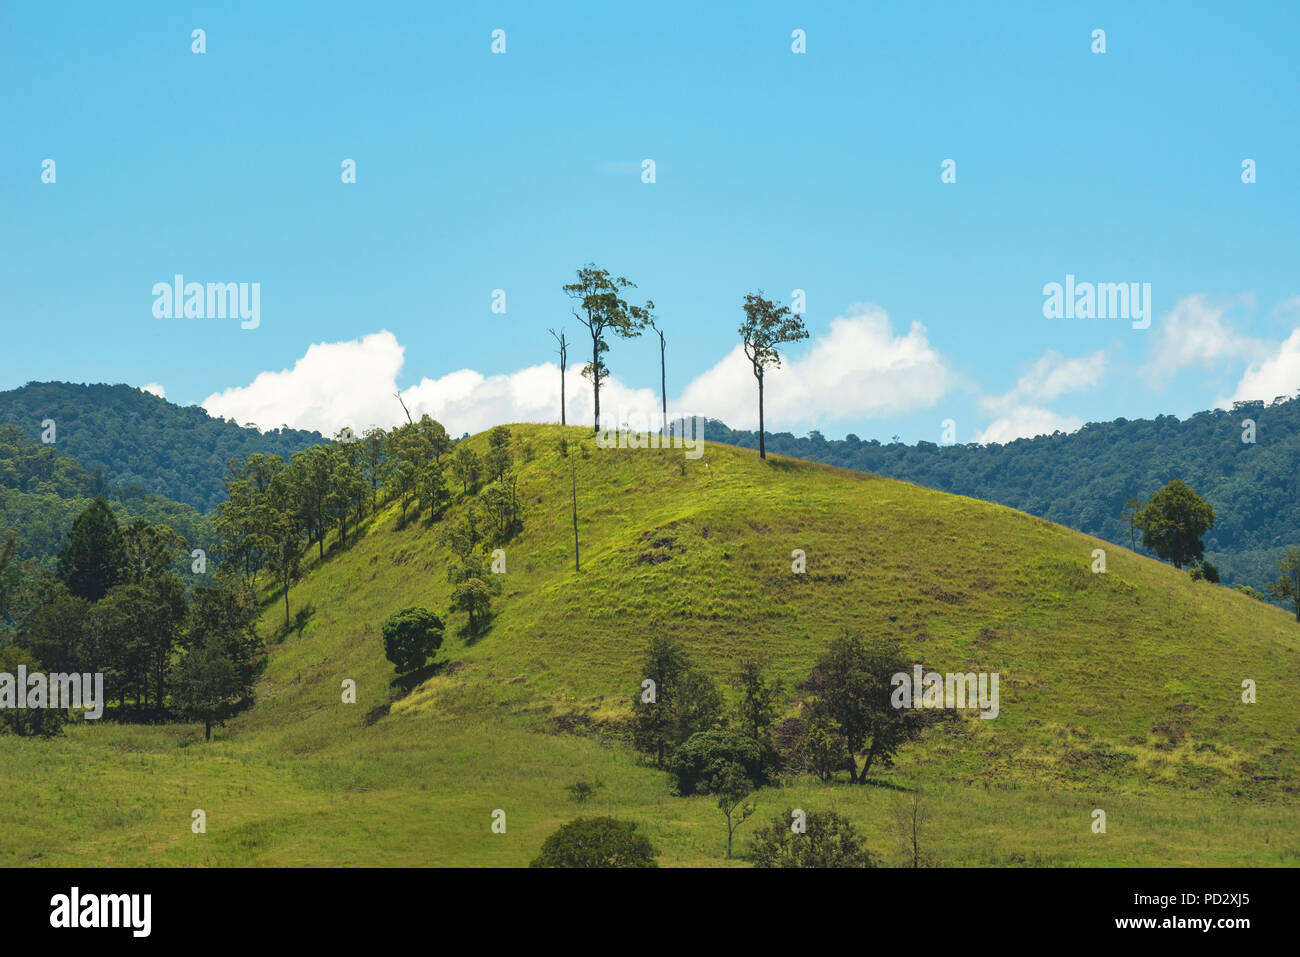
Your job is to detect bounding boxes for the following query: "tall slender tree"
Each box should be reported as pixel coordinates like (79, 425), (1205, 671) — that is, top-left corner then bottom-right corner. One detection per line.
(649, 317), (667, 439)
(739, 292), (809, 459)
(563, 264), (653, 432)
(549, 328), (569, 426)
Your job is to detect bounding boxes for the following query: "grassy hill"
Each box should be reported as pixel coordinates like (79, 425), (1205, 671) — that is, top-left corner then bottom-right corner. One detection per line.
(2, 424), (1296, 867)
(707, 394), (1300, 601)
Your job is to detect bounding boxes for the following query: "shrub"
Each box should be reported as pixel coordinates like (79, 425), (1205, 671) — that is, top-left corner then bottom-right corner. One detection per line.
(380, 606), (444, 673)
(749, 808), (875, 868)
(530, 817), (658, 868)
(669, 729), (766, 796)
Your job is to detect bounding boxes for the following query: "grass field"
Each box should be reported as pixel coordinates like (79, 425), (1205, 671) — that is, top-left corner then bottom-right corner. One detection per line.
(2, 424), (1297, 866)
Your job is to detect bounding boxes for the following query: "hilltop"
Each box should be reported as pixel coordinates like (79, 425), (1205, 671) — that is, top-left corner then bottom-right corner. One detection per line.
(1, 425), (1295, 866)
(707, 393), (1300, 600)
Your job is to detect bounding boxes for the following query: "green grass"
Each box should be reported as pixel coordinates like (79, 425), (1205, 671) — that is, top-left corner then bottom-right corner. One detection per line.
(2, 424), (1297, 866)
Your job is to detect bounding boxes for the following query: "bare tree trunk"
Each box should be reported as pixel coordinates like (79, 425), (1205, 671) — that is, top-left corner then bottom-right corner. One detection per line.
(658, 331), (666, 440)
(570, 459), (580, 572)
(591, 338), (601, 433)
(757, 373), (766, 459)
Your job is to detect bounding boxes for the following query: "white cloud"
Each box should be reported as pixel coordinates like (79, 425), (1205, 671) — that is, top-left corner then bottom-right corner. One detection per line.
(1218, 326), (1300, 407)
(202, 306), (953, 437)
(139, 382), (166, 399)
(1139, 295), (1265, 387)
(973, 349), (1106, 444)
(202, 331), (408, 433)
(975, 407), (1085, 445)
(200, 329), (657, 436)
(676, 305), (952, 429)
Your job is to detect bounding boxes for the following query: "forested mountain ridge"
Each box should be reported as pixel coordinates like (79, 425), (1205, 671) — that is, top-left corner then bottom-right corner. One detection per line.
(0, 382), (324, 512)
(706, 393), (1300, 598)
(0, 423), (214, 563)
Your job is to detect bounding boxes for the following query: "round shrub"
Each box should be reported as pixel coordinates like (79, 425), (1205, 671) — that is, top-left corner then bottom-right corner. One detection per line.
(530, 817), (658, 868)
(380, 606), (444, 673)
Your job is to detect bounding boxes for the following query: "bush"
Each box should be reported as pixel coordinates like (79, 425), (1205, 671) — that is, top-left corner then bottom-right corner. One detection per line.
(380, 607), (444, 673)
(749, 808), (875, 868)
(530, 817), (658, 868)
(668, 729), (766, 796)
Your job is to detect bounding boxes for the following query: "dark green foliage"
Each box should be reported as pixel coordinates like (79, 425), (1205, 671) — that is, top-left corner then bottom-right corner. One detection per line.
(529, 817), (658, 868)
(484, 426), (513, 483)
(381, 606), (444, 673)
(749, 808), (876, 868)
(630, 636), (723, 767)
(1269, 547), (1300, 619)
(801, 632), (922, 783)
(732, 656), (781, 740)
(1136, 479), (1216, 569)
(58, 499), (126, 601)
(0, 646), (68, 737)
(450, 579), (492, 635)
(669, 730), (767, 796)
(0, 382), (323, 511)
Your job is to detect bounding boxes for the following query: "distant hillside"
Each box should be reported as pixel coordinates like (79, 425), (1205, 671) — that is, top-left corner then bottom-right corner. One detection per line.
(706, 394), (1300, 599)
(0, 423), (214, 564)
(0, 382), (325, 512)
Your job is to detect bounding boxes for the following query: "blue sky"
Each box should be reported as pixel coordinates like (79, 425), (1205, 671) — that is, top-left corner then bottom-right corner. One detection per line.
(3, 1), (1298, 443)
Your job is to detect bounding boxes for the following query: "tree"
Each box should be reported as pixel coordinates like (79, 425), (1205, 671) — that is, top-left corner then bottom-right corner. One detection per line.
(739, 292), (809, 459)
(570, 456), (580, 572)
(563, 264), (652, 432)
(712, 761), (756, 859)
(548, 328), (569, 425)
(0, 530), (20, 627)
(0, 646), (66, 737)
(1135, 479), (1216, 569)
(733, 656), (781, 741)
(173, 635), (241, 741)
(801, 632), (922, 783)
(18, 589), (90, 674)
(630, 636), (722, 767)
(891, 789), (934, 868)
(648, 318), (667, 439)
(451, 444), (481, 496)
(1269, 547), (1300, 622)
(484, 426), (513, 483)
(749, 809), (875, 868)
(669, 730), (766, 796)
(266, 469), (305, 632)
(530, 817), (658, 868)
(1120, 496), (1142, 551)
(58, 498), (126, 601)
(120, 520), (187, 585)
(381, 606), (444, 673)
(451, 578), (492, 635)
(359, 427), (387, 509)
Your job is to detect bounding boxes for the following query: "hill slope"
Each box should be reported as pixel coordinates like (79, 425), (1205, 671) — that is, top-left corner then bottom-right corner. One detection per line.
(1, 425), (1296, 867)
(0, 382), (325, 512)
(707, 394), (1300, 599)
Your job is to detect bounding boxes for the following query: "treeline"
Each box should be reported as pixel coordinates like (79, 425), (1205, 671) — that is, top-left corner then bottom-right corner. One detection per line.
(706, 394), (1300, 598)
(217, 417), (524, 636)
(0, 382), (324, 512)
(0, 501), (259, 738)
